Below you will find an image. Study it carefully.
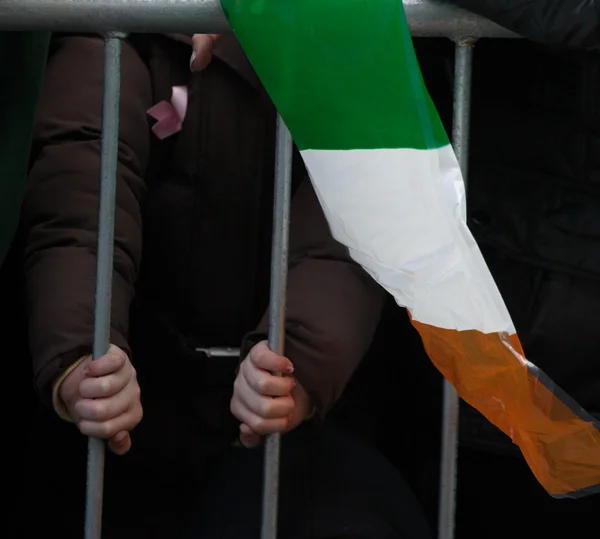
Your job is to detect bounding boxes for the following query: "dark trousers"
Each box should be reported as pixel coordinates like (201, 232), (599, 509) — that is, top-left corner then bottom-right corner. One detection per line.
(184, 423), (432, 539)
(19, 407), (431, 539)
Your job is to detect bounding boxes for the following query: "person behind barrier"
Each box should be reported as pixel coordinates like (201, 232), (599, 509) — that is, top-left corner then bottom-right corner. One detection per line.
(19, 32), (432, 539)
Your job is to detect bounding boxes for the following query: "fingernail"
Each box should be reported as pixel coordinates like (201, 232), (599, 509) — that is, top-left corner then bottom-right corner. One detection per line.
(113, 432), (127, 444)
(189, 51), (196, 71)
(286, 364), (294, 374)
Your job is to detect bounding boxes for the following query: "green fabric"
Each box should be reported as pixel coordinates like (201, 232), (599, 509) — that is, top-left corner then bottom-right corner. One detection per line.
(221, 0), (448, 151)
(0, 31), (50, 267)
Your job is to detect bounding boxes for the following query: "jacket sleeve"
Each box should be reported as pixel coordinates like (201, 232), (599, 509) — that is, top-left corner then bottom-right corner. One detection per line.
(22, 34), (153, 403)
(245, 179), (386, 417)
(449, 0), (600, 51)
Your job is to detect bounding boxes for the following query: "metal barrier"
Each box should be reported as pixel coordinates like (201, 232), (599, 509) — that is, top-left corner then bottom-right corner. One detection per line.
(0, 0), (518, 36)
(439, 36), (474, 539)
(0, 1), (519, 539)
(85, 32), (127, 539)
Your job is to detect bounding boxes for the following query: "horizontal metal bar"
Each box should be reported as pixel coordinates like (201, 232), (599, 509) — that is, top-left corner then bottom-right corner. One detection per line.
(0, 0), (228, 33)
(409, 1), (518, 38)
(0, 0), (518, 37)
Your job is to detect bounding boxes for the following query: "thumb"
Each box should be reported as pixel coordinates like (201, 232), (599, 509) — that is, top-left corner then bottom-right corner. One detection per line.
(239, 423), (261, 449)
(108, 431), (132, 455)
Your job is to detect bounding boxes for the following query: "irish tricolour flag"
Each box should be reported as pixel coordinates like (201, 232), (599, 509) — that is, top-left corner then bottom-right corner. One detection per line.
(223, 0), (600, 497)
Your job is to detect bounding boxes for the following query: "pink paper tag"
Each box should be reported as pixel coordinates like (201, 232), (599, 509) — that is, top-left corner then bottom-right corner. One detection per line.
(147, 85), (189, 140)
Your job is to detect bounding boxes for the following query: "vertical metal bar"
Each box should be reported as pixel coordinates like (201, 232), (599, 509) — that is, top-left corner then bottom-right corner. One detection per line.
(84, 31), (125, 539)
(437, 37), (474, 539)
(450, 39), (474, 185)
(261, 115), (293, 539)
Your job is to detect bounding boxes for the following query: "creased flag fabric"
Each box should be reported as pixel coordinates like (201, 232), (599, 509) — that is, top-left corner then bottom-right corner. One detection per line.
(221, 0), (600, 498)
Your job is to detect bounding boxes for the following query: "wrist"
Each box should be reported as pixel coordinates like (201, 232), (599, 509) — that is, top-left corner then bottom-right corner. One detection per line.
(51, 355), (89, 422)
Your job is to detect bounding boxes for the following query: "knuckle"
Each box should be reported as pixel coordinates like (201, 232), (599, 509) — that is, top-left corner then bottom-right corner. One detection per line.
(90, 402), (107, 420)
(131, 380), (141, 398)
(249, 417), (268, 434)
(76, 419), (89, 435)
(73, 400), (86, 416)
(80, 420), (112, 439)
(257, 399), (275, 418)
(255, 375), (271, 394)
(98, 422), (113, 438)
(99, 378), (112, 395)
(253, 348), (268, 365)
(230, 397), (241, 416)
(131, 399), (143, 415)
(125, 414), (139, 431)
(239, 359), (251, 377)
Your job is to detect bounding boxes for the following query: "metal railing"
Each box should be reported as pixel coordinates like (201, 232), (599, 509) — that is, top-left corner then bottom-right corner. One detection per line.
(0, 0), (517, 36)
(0, 1), (519, 539)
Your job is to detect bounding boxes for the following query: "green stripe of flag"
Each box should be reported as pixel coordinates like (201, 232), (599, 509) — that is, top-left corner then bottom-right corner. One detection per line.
(222, 0), (449, 151)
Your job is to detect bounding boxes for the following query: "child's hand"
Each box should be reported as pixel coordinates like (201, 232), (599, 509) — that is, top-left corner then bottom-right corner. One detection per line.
(230, 341), (313, 448)
(59, 345), (143, 455)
